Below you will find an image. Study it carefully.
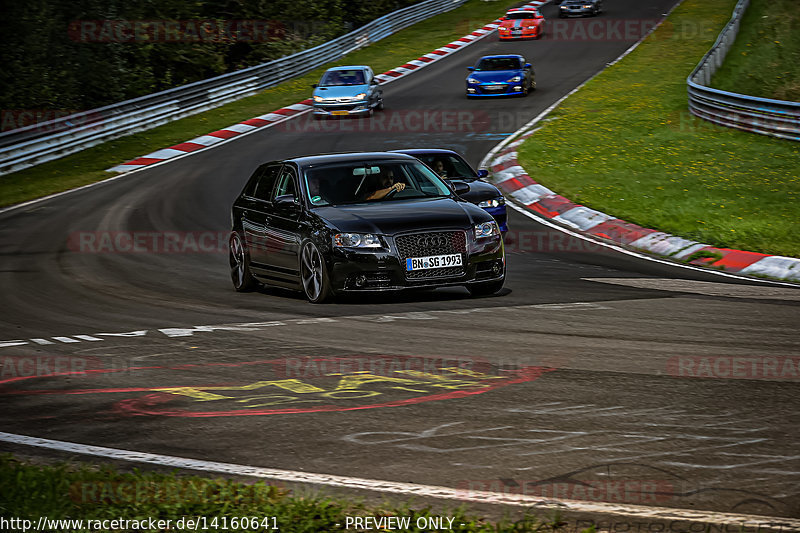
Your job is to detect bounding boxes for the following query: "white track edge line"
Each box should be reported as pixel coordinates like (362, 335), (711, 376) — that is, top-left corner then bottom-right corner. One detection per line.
(0, 431), (797, 529)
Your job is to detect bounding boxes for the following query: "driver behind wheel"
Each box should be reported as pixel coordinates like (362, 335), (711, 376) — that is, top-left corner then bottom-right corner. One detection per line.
(364, 168), (405, 201)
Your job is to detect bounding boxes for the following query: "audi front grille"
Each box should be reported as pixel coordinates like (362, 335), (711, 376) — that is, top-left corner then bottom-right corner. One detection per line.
(394, 231), (467, 280)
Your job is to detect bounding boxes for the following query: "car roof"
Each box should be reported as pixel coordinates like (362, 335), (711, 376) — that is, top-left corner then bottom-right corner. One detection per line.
(390, 148), (462, 157)
(477, 54), (524, 60)
(277, 152), (419, 167)
(324, 65), (369, 72)
(506, 9), (537, 13)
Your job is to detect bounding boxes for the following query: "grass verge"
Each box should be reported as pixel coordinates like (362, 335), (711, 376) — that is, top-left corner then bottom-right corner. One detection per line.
(0, 455), (580, 533)
(515, 0), (800, 257)
(0, 0), (518, 208)
(711, 0), (800, 101)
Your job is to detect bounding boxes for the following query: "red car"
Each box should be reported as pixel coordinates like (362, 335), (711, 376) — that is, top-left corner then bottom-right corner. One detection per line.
(498, 9), (545, 40)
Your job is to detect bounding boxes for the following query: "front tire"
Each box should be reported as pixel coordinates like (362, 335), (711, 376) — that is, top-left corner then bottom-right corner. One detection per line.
(300, 240), (333, 303)
(229, 232), (257, 292)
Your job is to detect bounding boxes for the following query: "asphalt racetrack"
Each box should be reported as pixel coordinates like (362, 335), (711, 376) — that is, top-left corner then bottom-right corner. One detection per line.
(1, 0), (799, 524)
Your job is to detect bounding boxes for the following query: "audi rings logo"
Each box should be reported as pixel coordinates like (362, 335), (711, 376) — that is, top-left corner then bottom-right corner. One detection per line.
(418, 235), (448, 249)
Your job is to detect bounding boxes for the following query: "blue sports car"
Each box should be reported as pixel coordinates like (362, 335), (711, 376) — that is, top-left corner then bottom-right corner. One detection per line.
(466, 55), (535, 97)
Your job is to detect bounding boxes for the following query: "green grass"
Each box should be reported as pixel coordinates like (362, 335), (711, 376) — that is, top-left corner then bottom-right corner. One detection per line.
(711, 0), (800, 101)
(515, 0), (800, 258)
(0, 455), (582, 533)
(0, 0), (518, 208)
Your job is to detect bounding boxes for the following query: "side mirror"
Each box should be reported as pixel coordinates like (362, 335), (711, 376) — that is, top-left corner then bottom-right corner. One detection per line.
(452, 181), (470, 195)
(467, 66), (475, 71)
(274, 194), (299, 210)
(500, 16), (507, 20)
(370, 79), (378, 85)
(312, 83), (318, 88)
(477, 169), (489, 179)
(524, 63), (532, 69)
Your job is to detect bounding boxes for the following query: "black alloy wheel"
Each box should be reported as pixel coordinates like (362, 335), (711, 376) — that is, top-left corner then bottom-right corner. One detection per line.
(229, 232), (257, 292)
(300, 240), (333, 303)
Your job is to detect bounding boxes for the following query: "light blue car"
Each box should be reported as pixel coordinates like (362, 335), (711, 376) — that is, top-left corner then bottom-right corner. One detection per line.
(312, 66), (384, 118)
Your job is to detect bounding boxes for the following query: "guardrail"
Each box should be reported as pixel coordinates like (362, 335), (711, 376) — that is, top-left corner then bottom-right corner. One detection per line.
(687, 0), (800, 141)
(0, 0), (468, 176)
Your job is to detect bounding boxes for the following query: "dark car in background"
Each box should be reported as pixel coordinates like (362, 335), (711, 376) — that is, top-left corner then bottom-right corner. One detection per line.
(392, 149), (508, 235)
(230, 153), (505, 303)
(559, 0), (603, 17)
(312, 65), (384, 118)
(466, 54), (535, 97)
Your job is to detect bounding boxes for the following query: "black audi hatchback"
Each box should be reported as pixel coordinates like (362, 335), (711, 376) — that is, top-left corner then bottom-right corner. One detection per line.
(230, 152), (505, 303)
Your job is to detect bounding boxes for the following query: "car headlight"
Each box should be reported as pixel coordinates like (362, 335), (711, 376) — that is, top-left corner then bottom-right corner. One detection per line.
(354, 93), (367, 100)
(477, 197), (506, 208)
(467, 78), (480, 84)
(313, 95), (324, 102)
(474, 221), (500, 239)
(333, 233), (382, 248)
(499, 27), (510, 31)
(508, 76), (522, 82)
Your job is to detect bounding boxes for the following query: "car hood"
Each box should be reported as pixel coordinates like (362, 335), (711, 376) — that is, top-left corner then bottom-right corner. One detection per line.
(449, 178), (502, 204)
(500, 19), (540, 28)
(313, 84), (369, 99)
(314, 198), (488, 235)
(468, 70), (522, 83)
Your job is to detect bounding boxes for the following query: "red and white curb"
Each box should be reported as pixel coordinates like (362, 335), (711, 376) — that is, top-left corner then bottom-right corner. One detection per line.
(106, 2), (545, 174)
(480, 6), (800, 284)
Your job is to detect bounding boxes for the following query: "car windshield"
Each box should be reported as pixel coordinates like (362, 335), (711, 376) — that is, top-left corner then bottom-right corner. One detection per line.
(319, 69), (366, 87)
(304, 160), (452, 206)
(506, 12), (536, 19)
(416, 154), (477, 180)
(475, 58), (521, 71)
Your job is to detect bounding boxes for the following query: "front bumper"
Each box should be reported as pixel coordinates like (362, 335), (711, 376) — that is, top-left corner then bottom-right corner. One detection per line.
(313, 102), (371, 117)
(466, 83), (525, 97)
(498, 29), (539, 40)
(327, 234), (504, 292)
(559, 7), (595, 16)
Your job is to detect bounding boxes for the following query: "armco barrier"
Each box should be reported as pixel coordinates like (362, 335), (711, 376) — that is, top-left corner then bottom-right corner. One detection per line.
(687, 0), (800, 141)
(0, 0), (467, 176)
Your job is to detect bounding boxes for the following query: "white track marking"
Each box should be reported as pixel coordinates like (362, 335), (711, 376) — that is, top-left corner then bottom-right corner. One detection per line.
(0, 431), (795, 530)
(584, 278), (800, 300)
(0, 302), (611, 349)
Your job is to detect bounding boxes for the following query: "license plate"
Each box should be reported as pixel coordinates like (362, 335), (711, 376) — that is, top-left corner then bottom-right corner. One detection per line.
(486, 85), (505, 90)
(406, 254), (462, 271)
(331, 110), (349, 116)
